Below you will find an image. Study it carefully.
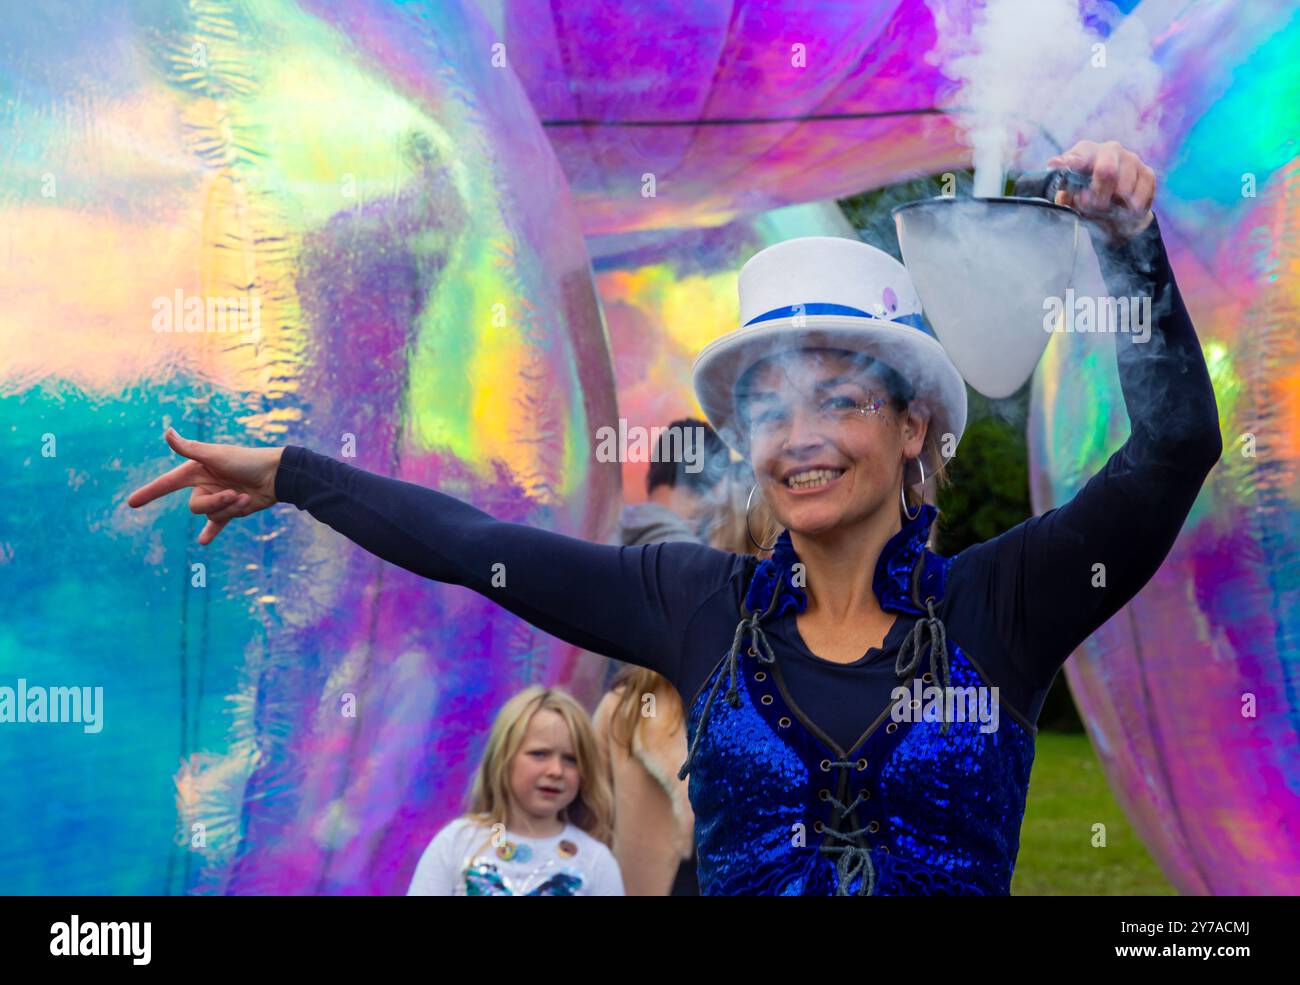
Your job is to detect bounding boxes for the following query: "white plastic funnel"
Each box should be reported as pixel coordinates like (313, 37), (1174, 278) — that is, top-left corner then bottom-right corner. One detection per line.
(893, 197), (1080, 398)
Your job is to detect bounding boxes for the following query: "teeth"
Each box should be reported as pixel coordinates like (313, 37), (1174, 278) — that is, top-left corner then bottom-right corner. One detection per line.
(785, 468), (844, 489)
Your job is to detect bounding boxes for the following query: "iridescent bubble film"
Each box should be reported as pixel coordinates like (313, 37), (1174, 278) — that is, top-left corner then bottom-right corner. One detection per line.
(501, 0), (967, 235)
(1027, 7), (1300, 894)
(0, 0), (616, 894)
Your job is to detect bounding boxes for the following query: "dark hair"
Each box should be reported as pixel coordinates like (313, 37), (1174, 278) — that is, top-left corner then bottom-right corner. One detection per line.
(645, 418), (730, 495)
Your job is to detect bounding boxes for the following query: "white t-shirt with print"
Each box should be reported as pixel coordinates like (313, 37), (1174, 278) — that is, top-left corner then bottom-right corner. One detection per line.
(406, 817), (625, 896)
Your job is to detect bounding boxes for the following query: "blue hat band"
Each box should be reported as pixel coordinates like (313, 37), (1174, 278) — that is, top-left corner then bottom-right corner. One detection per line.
(743, 302), (925, 331)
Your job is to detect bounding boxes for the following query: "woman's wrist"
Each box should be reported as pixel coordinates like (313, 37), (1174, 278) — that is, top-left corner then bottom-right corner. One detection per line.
(273, 445), (305, 506)
(269, 446), (286, 504)
(1093, 209), (1167, 292)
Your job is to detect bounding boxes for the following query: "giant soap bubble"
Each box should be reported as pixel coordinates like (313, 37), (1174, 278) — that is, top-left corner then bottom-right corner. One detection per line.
(1027, 8), (1300, 892)
(0, 0), (617, 894)
(501, 0), (966, 234)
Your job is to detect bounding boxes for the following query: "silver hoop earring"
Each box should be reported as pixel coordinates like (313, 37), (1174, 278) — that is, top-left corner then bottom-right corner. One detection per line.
(745, 483), (779, 552)
(901, 456), (927, 522)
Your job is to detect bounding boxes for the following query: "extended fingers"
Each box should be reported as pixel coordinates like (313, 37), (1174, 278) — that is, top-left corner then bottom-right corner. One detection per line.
(164, 426), (219, 463)
(127, 459), (204, 508)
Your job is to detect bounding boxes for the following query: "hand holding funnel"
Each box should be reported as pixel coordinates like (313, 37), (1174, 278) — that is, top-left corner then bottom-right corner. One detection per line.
(892, 141), (1157, 399)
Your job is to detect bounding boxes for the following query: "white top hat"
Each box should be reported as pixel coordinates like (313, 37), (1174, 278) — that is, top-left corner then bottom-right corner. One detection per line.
(692, 235), (968, 461)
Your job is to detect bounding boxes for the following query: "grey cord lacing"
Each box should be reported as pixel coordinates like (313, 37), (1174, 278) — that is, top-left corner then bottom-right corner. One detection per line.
(680, 556), (954, 896)
(818, 765), (877, 895)
(677, 572), (785, 782)
(894, 594), (952, 734)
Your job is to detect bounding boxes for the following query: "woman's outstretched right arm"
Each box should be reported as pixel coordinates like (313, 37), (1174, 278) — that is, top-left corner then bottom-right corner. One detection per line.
(127, 430), (736, 684)
(274, 446), (735, 678)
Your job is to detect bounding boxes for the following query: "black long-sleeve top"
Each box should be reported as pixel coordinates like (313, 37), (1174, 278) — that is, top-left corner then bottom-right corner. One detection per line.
(273, 215), (1222, 752)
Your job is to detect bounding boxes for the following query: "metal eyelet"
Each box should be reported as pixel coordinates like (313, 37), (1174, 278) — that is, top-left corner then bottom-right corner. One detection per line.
(886, 722), (898, 734)
(760, 694), (774, 706)
(882, 845), (890, 854)
(747, 645), (757, 656)
(778, 716), (791, 728)
(860, 790), (871, 801)
(856, 758), (868, 771)
(922, 672), (933, 683)
(814, 821), (825, 834)
(867, 820), (881, 833)
(754, 670), (767, 682)
(925, 595), (936, 606)
(819, 759), (831, 772)
(818, 789), (830, 801)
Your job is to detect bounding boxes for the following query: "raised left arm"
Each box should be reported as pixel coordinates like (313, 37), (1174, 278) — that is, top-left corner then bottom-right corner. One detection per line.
(958, 142), (1222, 688)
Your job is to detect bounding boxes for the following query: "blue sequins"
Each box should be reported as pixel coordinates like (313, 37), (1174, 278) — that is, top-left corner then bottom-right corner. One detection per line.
(686, 509), (1037, 896)
(687, 640), (1035, 895)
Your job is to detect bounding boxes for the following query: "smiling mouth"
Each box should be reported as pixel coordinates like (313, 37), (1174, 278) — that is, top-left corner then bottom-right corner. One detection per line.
(783, 467), (846, 491)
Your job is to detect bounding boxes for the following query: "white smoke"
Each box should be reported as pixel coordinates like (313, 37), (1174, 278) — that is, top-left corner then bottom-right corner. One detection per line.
(924, 0), (1165, 195)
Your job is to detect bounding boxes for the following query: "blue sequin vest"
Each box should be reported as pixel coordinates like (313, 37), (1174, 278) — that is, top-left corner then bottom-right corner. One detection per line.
(680, 506), (1037, 896)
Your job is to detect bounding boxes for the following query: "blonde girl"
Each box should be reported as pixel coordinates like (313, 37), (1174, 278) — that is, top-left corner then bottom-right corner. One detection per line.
(406, 685), (623, 896)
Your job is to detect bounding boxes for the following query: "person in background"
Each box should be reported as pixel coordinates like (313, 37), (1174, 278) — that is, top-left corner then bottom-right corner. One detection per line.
(615, 417), (731, 546)
(591, 419), (730, 895)
(592, 665), (693, 896)
(406, 685), (624, 896)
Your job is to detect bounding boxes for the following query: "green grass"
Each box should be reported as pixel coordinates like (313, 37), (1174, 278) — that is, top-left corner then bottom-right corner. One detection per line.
(1012, 731), (1176, 896)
